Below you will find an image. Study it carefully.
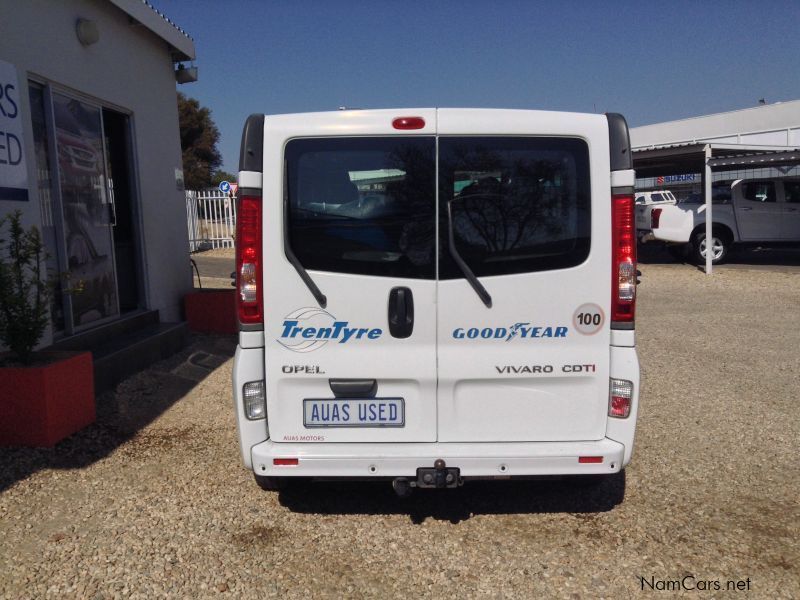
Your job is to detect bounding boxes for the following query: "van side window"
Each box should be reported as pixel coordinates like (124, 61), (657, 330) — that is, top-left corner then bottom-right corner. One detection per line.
(784, 181), (800, 203)
(438, 137), (591, 278)
(285, 137), (436, 279)
(743, 181), (776, 203)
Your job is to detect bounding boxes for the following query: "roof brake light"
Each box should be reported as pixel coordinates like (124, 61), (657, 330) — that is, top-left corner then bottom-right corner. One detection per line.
(392, 116), (425, 130)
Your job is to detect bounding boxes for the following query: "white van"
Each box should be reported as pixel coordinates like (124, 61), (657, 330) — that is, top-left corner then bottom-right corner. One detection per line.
(232, 109), (640, 495)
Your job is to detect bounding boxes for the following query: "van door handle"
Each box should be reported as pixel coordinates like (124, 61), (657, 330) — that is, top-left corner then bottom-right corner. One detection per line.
(740, 207), (752, 211)
(388, 287), (414, 338)
(329, 379), (377, 398)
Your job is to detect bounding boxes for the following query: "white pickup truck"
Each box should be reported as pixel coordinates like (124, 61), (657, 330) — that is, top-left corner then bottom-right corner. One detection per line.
(646, 178), (800, 264)
(635, 190), (676, 233)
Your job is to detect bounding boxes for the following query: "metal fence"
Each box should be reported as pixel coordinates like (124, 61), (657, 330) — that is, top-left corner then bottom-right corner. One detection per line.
(186, 189), (237, 252)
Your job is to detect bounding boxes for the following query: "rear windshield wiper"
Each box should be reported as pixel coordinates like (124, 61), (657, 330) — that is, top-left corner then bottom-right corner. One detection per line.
(446, 200), (492, 308)
(284, 165), (327, 308)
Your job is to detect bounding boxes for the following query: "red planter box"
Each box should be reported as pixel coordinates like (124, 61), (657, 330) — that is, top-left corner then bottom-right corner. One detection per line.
(184, 289), (237, 334)
(0, 351), (95, 447)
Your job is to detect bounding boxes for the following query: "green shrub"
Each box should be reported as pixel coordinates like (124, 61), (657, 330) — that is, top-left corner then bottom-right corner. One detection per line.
(0, 211), (51, 365)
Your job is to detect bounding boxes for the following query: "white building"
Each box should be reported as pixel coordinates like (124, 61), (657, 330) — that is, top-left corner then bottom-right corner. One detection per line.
(630, 100), (800, 196)
(0, 0), (196, 387)
(632, 99), (800, 148)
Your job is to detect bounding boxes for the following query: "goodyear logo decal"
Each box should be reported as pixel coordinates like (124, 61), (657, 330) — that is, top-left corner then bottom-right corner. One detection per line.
(452, 322), (568, 340)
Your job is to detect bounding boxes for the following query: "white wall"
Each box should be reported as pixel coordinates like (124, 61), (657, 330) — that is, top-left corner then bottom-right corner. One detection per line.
(0, 0), (193, 343)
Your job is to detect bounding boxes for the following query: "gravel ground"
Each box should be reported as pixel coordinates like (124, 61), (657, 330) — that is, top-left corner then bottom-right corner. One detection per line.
(1, 265), (799, 598)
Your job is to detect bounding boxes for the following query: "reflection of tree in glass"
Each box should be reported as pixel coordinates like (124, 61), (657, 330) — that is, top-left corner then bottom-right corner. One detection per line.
(445, 144), (575, 253)
(386, 144), (436, 267)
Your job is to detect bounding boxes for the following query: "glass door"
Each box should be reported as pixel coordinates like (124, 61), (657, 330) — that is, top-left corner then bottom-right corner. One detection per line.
(52, 92), (119, 329)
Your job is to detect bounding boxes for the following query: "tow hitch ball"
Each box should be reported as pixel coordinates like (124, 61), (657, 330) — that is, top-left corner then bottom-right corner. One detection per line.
(392, 460), (461, 496)
(416, 459), (460, 489)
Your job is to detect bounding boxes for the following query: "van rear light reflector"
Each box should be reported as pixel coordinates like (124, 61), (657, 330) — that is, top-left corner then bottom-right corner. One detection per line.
(609, 378), (633, 418)
(236, 194), (263, 325)
(392, 116), (425, 130)
(611, 193), (637, 323)
(578, 456), (603, 464)
(273, 458), (299, 466)
(651, 207), (663, 229)
(243, 380), (266, 421)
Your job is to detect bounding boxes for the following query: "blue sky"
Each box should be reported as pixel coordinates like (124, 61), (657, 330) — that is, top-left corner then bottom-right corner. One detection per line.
(156, 0), (800, 173)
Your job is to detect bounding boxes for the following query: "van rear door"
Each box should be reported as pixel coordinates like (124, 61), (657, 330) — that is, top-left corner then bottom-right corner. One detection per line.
(263, 110), (438, 443)
(435, 109), (612, 442)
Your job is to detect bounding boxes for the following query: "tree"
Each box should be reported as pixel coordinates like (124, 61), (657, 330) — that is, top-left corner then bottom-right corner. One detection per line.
(177, 92), (222, 190)
(211, 170), (237, 187)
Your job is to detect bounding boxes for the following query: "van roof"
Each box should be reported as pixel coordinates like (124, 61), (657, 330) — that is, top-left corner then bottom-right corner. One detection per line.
(258, 107), (607, 119)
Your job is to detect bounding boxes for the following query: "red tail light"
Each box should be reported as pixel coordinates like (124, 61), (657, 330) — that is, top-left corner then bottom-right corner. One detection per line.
(651, 207), (662, 229)
(611, 193), (636, 324)
(578, 456), (603, 464)
(273, 458), (298, 466)
(609, 395), (631, 418)
(236, 194), (263, 326)
(609, 378), (633, 418)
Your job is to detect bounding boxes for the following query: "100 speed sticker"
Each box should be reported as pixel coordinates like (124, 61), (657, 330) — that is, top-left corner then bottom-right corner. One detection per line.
(572, 303), (605, 335)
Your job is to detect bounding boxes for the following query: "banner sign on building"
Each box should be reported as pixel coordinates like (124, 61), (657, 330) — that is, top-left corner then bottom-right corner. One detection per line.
(0, 60), (28, 201)
(666, 174), (696, 182)
(657, 174), (696, 185)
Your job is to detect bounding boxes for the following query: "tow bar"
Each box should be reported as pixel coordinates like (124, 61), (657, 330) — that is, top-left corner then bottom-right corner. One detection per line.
(392, 459), (461, 497)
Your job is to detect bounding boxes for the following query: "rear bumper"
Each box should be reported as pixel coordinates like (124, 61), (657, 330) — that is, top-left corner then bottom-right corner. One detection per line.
(250, 438), (625, 479)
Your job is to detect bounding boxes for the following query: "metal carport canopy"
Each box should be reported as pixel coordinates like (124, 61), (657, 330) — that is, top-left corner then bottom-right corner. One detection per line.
(632, 143), (800, 274)
(632, 142), (800, 178)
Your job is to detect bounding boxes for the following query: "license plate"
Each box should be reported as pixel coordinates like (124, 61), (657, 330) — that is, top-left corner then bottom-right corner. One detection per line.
(303, 398), (405, 428)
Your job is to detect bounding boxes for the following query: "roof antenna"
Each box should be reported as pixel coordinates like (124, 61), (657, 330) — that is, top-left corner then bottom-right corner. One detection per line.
(758, 98), (766, 105)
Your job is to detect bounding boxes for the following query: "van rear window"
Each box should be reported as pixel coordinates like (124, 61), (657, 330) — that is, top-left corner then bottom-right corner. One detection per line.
(285, 137), (436, 279)
(285, 136), (590, 280)
(438, 137), (591, 278)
